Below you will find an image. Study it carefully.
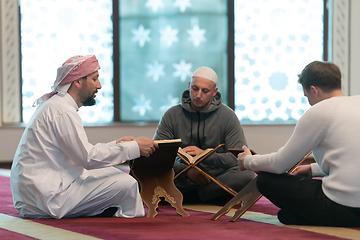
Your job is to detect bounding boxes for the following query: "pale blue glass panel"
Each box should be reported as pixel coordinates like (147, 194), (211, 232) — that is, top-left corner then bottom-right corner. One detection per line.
(20, 0), (113, 123)
(120, 0), (228, 121)
(234, 0), (324, 124)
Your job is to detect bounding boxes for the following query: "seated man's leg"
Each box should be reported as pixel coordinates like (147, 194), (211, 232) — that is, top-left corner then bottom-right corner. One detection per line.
(198, 166), (255, 203)
(257, 172), (360, 227)
(257, 172), (323, 225)
(63, 167), (144, 218)
(174, 173), (201, 203)
(276, 209), (312, 225)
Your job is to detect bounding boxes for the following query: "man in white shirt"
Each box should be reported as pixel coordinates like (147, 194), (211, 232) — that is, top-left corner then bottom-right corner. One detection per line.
(238, 61), (360, 227)
(11, 55), (158, 219)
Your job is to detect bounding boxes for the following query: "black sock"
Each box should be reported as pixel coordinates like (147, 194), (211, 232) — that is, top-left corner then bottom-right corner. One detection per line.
(277, 209), (312, 225)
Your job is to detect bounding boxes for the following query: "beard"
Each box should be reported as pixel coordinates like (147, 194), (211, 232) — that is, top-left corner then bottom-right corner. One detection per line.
(82, 94), (96, 106)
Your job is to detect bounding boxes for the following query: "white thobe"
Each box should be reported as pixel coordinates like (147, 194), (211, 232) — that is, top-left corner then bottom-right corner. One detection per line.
(10, 93), (145, 219)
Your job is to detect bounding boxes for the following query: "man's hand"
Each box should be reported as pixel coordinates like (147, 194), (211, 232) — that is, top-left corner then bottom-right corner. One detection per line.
(116, 136), (136, 144)
(182, 146), (203, 156)
(291, 165), (312, 178)
(135, 137), (159, 157)
(237, 145), (251, 171)
(187, 168), (211, 186)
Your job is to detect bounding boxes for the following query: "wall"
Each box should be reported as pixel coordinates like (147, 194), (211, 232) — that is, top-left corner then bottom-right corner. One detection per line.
(0, 124), (295, 162)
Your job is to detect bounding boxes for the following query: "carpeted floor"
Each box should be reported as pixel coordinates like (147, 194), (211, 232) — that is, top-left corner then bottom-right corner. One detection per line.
(1, 168), (360, 240)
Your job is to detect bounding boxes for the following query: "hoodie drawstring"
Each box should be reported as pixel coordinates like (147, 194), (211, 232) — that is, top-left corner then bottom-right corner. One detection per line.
(203, 116), (206, 141)
(190, 112), (193, 146)
(190, 111), (206, 149)
(197, 112), (202, 149)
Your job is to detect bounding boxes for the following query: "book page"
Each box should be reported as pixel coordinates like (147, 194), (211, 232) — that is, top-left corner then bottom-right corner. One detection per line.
(178, 147), (214, 164)
(192, 144), (224, 162)
(155, 139), (182, 144)
(178, 147), (195, 163)
(192, 148), (213, 162)
(178, 144), (224, 164)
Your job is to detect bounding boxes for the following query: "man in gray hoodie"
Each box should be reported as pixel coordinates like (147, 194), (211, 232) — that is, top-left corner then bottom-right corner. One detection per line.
(154, 66), (255, 204)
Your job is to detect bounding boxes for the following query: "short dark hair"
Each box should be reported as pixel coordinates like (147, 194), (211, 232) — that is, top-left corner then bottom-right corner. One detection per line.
(298, 61), (342, 93)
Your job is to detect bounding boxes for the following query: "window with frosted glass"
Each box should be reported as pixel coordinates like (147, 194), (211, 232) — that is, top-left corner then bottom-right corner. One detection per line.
(20, 0), (113, 123)
(234, 0), (324, 124)
(119, 0), (228, 121)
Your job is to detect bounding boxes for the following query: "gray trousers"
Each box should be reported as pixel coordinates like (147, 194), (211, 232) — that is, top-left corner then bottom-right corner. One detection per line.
(175, 165), (255, 203)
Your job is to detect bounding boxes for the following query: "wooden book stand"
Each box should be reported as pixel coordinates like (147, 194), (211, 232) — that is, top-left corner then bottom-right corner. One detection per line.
(174, 144), (240, 196)
(211, 151), (312, 222)
(130, 140), (189, 218)
(174, 146), (257, 197)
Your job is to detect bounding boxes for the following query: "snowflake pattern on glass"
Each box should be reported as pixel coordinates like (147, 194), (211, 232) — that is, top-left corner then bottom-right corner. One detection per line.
(20, 0), (325, 124)
(234, 0), (323, 123)
(21, 0), (113, 123)
(120, 0), (228, 121)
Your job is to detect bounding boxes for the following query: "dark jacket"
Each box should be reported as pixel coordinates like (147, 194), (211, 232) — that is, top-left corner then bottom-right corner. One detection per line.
(154, 90), (247, 174)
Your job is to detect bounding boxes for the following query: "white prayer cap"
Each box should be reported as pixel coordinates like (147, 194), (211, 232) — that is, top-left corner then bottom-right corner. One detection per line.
(191, 66), (217, 85)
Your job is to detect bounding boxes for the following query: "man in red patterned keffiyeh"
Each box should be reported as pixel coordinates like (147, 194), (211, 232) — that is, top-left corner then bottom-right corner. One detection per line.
(11, 55), (158, 219)
(33, 55), (101, 107)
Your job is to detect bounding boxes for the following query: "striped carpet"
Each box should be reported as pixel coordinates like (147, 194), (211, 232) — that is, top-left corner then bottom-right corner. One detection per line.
(1, 168), (360, 240)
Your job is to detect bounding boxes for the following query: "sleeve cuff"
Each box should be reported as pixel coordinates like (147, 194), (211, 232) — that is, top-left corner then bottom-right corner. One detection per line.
(243, 155), (251, 170)
(120, 140), (140, 160)
(310, 163), (326, 177)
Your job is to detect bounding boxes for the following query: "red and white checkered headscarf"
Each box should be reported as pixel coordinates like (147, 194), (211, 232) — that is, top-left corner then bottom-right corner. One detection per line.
(33, 55), (101, 107)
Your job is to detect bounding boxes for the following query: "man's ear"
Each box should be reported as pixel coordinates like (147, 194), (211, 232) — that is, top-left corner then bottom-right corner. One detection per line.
(72, 79), (82, 88)
(67, 81), (78, 95)
(213, 87), (218, 97)
(310, 86), (319, 96)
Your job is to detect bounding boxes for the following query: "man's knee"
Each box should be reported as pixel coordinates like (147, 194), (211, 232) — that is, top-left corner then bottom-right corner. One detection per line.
(256, 171), (290, 195)
(225, 168), (255, 192)
(110, 174), (140, 196)
(256, 171), (274, 194)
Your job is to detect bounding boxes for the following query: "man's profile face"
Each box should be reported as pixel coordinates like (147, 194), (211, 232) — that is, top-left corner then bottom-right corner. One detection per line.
(188, 76), (217, 111)
(80, 71), (102, 106)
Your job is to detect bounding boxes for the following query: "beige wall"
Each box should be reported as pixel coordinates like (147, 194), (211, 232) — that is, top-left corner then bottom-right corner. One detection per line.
(0, 124), (296, 162)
